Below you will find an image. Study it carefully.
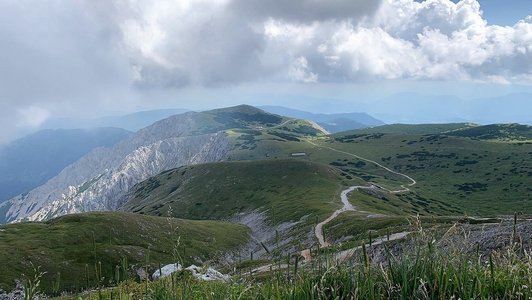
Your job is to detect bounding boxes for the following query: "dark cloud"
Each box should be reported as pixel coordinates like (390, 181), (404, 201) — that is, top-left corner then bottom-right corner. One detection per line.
(231, 0), (382, 23)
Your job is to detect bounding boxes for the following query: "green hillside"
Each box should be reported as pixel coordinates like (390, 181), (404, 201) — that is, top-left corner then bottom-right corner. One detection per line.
(320, 133), (531, 216)
(123, 160), (357, 226)
(1, 115), (529, 298)
(121, 160), (361, 253)
(0, 212), (249, 293)
(124, 121), (531, 248)
(225, 122), (531, 216)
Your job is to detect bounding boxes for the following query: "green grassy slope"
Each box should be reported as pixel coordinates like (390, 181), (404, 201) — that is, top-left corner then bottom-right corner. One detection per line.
(445, 123), (532, 141)
(321, 131), (531, 216)
(224, 122), (530, 216)
(144, 104), (292, 139)
(122, 160), (358, 225)
(0, 212), (249, 293)
(123, 122), (530, 250)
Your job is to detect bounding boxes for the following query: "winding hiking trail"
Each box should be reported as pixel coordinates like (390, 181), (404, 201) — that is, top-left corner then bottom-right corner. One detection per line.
(305, 138), (417, 254)
(248, 127), (417, 271)
(306, 139), (416, 193)
(314, 185), (369, 247)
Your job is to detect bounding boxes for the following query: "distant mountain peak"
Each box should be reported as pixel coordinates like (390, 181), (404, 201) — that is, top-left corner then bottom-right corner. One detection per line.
(205, 104), (267, 114)
(259, 105), (384, 133)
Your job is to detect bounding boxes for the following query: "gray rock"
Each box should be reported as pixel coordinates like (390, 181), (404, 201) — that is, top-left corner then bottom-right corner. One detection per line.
(0, 281), (25, 300)
(185, 265), (231, 282)
(150, 263), (231, 282)
(136, 267), (148, 281)
(152, 264), (182, 280)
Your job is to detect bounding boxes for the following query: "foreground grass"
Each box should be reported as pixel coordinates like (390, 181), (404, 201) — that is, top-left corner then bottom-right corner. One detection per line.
(71, 229), (531, 300)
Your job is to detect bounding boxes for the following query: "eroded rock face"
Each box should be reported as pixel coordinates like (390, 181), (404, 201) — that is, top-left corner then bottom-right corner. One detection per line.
(5, 112), (231, 223)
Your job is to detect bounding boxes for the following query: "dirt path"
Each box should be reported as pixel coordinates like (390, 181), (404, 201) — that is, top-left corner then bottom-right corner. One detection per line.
(302, 140), (417, 258)
(314, 185), (371, 247)
(250, 136), (417, 271)
(305, 139), (416, 193)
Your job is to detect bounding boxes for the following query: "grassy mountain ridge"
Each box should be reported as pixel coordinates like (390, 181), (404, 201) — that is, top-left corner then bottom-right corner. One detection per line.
(260, 105), (385, 133)
(0, 212), (249, 292)
(122, 160), (357, 224)
(445, 123), (532, 141)
(121, 159), (361, 255)
(126, 120), (531, 221)
(336, 123), (475, 135)
(2, 105), (314, 224)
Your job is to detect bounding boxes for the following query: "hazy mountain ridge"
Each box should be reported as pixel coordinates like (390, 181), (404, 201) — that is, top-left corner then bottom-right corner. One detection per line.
(370, 92), (532, 124)
(4, 112), (234, 223)
(0, 128), (131, 204)
(3, 106), (287, 223)
(40, 108), (190, 132)
(260, 105), (384, 133)
(4, 105), (529, 224)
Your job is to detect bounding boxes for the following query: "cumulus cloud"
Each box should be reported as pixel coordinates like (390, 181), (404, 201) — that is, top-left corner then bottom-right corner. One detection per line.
(108, 0), (530, 86)
(110, 0), (381, 87)
(257, 0), (532, 83)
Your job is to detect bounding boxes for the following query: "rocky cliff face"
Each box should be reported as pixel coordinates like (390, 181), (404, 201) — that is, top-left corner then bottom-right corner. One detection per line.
(5, 112), (231, 223)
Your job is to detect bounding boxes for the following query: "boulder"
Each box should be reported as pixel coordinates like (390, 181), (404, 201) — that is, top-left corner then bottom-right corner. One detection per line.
(185, 265), (231, 282)
(151, 263), (231, 282)
(151, 263), (182, 280)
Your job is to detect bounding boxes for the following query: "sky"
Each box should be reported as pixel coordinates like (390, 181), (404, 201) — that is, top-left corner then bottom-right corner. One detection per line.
(0, 0), (531, 143)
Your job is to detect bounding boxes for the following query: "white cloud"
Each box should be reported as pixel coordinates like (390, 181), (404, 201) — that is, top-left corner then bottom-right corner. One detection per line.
(111, 0), (531, 85)
(18, 106), (50, 128)
(256, 0), (532, 83)
(288, 57), (318, 83)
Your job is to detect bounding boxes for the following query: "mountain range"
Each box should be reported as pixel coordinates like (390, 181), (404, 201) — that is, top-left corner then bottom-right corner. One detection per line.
(0, 105), (383, 217)
(3, 105), (531, 225)
(367, 92), (532, 124)
(2, 105), (301, 223)
(0, 104), (530, 294)
(260, 105), (384, 133)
